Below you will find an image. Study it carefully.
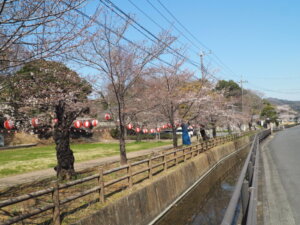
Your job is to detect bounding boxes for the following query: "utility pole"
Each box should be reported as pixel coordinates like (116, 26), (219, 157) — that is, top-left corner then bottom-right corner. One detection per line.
(199, 50), (211, 80)
(239, 75), (248, 113)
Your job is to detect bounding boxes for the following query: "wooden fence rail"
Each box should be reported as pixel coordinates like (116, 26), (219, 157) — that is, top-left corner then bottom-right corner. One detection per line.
(0, 132), (252, 225)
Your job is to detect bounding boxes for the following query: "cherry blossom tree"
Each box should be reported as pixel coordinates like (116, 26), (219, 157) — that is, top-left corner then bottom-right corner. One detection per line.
(0, 0), (93, 74)
(146, 58), (209, 147)
(71, 12), (174, 164)
(7, 60), (91, 179)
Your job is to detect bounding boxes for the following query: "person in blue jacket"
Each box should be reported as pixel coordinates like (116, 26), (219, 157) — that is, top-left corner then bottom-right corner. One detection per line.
(181, 122), (191, 145)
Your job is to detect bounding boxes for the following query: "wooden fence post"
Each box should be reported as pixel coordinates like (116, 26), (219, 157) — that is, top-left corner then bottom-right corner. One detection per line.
(52, 180), (61, 225)
(149, 159), (153, 179)
(175, 152), (178, 165)
(163, 154), (167, 171)
(98, 168), (105, 203)
(128, 164), (133, 188)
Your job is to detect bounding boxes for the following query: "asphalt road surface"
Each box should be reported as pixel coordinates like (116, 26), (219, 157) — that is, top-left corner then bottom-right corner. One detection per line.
(261, 126), (300, 225)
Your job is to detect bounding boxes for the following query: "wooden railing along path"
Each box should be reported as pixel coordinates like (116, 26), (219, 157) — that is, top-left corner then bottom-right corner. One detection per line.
(0, 133), (250, 225)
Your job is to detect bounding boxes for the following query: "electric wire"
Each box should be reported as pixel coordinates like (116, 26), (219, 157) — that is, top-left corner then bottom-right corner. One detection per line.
(149, 0), (241, 79)
(100, 0), (201, 68)
(68, 4), (181, 70)
(126, 0), (199, 56)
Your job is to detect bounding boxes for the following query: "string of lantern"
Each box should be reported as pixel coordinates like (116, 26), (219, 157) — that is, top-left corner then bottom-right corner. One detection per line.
(1, 113), (195, 134)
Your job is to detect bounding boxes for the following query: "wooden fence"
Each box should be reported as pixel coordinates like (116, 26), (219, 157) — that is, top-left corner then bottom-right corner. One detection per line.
(0, 133), (249, 225)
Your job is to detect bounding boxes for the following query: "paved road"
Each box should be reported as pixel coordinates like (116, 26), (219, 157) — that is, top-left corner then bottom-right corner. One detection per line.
(260, 126), (300, 225)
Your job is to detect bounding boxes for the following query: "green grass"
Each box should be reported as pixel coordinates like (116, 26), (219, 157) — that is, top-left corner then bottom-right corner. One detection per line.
(0, 141), (172, 178)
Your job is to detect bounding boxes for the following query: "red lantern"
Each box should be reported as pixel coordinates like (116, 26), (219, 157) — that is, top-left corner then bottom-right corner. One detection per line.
(4, 120), (14, 129)
(143, 128), (148, 134)
(74, 120), (82, 128)
(127, 124), (133, 130)
(31, 118), (39, 127)
(135, 127), (141, 133)
(150, 129), (155, 134)
(53, 118), (58, 124)
(83, 120), (91, 128)
(105, 113), (111, 120)
(92, 119), (98, 127)
(156, 127), (161, 132)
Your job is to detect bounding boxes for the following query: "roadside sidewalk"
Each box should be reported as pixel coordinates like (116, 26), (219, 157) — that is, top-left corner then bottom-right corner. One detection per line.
(0, 144), (173, 190)
(258, 133), (296, 225)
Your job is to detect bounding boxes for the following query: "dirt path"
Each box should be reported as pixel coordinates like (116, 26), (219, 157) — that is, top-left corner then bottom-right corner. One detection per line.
(0, 145), (173, 190)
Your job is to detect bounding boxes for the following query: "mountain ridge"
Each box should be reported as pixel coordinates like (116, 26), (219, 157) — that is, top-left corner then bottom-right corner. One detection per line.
(267, 98), (300, 113)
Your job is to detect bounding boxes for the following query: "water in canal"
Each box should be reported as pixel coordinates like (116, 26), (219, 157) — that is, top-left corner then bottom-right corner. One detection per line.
(155, 149), (247, 225)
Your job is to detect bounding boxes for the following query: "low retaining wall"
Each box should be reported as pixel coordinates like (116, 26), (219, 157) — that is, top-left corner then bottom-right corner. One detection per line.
(73, 136), (251, 225)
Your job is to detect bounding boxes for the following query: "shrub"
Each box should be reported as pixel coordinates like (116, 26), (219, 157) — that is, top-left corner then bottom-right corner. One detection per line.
(110, 128), (120, 139)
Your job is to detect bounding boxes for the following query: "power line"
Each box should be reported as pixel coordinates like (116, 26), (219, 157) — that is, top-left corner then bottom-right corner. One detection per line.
(155, 0), (211, 51)
(66, 1), (235, 83)
(145, 0), (202, 51)
(100, 0), (201, 68)
(126, 0), (199, 57)
(123, 0), (240, 82)
(143, 0), (233, 81)
(65, 4), (182, 70)
(126, 0), (233, 82)
(150, 0), (241, 79)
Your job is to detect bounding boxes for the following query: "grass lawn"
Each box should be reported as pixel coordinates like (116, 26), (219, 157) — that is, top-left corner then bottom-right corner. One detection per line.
(0, 141), (172, 178)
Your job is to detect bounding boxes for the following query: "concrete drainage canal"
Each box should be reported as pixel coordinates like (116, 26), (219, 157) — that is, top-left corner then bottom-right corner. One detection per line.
(153, 147), (247, 225)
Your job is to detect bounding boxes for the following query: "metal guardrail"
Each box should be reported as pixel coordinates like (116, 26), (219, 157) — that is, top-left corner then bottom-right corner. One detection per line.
(221, 129), (271, 225)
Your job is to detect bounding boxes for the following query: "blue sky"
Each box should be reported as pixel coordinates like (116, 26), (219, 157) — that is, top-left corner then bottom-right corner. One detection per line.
(84, 0), (300, 100)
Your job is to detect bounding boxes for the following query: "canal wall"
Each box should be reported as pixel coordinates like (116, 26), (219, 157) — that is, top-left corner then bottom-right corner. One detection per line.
(73, 136), (251, 225)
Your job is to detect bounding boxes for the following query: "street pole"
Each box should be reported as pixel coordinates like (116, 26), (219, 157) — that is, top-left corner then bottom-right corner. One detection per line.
(199, 50), (211, 80)
(200, 51), (204, 80)
(239, 75), (248, 113)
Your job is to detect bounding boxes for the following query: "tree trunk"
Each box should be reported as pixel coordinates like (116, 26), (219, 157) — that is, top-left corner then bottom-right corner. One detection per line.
(227, 124), (232, 134)
(200, 127), (208, 141)
(248, 122), (252, 130)
(118, 97), (127, 165)
(212, 125), (217, 138)
(169, 104), (177, 147)
(238, 123), (243, 131)
(172, 126), (178, 147)
(53, 128), (75, 180)
(53, 101), (75, 180)
(119, 122), (127, 165)
(136, 131), (141, 142)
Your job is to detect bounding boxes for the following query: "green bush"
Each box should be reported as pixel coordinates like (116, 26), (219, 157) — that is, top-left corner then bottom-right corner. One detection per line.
(160, 133), (181, 139)
(125, 133), (180, 140)
(126, 134), (156, 140)
(110, 128), (180, 140)
(110, 128), (120, 139)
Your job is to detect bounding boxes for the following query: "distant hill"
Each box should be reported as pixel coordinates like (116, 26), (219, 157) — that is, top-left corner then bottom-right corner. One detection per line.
(267, 98), (300, 113)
